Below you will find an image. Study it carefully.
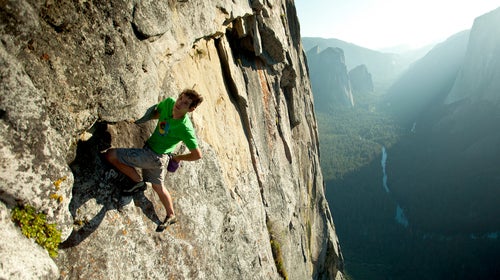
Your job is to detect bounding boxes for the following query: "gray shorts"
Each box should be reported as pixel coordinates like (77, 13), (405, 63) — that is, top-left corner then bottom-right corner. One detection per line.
(115, 146), (170, 185)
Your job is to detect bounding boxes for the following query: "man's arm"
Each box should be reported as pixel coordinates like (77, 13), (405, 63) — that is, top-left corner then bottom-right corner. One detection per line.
(172, 148), (202, 162)
(134, 104), (159, 124)
(151, 108), (159, 119)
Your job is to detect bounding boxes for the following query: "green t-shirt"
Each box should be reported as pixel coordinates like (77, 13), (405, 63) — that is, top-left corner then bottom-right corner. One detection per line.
(146, 97), (198, 154)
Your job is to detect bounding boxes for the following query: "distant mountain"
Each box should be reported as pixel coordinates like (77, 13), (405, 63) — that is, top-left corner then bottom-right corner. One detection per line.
(445, 8), (500, 104)
(387, 7), (500, 235)
(349, 64), (374, 94)
(383, 30), (470, 124)
(312, 8), (500, 280)
(378, 43), (435, 58)
(302, 37), (431, 92)
(306, 46), (354, 111)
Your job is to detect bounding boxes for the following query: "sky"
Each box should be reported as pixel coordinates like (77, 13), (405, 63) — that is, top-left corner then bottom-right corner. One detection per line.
(294, 0), (500, 50)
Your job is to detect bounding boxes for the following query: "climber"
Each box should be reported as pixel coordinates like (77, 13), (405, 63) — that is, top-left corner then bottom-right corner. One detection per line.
(104, 89), (203, 231)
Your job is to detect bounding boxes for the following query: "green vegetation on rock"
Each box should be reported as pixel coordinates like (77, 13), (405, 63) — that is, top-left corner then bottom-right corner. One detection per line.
(11, 204), (61, 258)
(267, 218), (288, 280)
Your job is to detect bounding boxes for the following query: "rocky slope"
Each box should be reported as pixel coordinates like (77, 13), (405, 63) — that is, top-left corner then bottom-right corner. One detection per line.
(383, 30), (469, 124)
(0, 0), (344, 279)
(306, 46), (354, 110)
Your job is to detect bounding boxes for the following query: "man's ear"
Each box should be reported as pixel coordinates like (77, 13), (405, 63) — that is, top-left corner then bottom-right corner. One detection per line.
(188, 106), (196, 112)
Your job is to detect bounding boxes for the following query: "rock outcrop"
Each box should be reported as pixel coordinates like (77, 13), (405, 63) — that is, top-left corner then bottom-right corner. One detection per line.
(445, 7), (500, 104)
(0, 0), (343, 279)
(348, 64), (373, 94)
(306, 46), (354, 110)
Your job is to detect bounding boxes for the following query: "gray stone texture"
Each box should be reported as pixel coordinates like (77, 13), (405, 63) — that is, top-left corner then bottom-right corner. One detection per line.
(0, 0), (344, 279)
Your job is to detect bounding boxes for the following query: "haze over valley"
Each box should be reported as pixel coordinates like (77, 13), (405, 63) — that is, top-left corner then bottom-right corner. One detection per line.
(304, 7), (500, 279)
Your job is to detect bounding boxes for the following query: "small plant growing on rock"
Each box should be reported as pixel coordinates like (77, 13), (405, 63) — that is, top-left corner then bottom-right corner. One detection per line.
(11, 204), (61, 258)
(267, 218), (288, 280)
(270, 238), (287, 279)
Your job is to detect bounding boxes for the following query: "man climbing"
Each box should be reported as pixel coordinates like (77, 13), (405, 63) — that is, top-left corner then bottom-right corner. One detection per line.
(105, 89), (203, 231)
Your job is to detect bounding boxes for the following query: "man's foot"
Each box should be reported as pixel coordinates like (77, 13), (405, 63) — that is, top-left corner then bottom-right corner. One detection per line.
(156, 215), (177, 232)
(122, 181), (147, 195)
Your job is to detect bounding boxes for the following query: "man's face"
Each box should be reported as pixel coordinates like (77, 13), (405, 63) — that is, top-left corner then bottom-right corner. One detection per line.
(174, 94), (195, 114)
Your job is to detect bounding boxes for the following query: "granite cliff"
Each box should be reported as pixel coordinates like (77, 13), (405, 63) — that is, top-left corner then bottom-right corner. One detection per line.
(445, 7), (500, 105)
(348, 65), (373, 94)
(305, 46), (354, 110)
(0, 0), (343, 279)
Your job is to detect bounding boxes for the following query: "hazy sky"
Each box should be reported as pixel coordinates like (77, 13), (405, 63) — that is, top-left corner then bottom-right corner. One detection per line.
(295, 0), (500, 50)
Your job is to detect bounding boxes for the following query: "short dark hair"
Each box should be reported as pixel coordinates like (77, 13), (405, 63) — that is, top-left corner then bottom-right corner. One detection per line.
(180, 89), (203, 109)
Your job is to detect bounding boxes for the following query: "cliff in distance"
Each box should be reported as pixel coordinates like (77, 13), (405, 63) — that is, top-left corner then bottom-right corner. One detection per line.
(385, 7), (500, 235)
(348, 65), (373, 94)
(445, 7), (500, 105)
(306, 46), (354, 110)
(0, 0), (344, 279)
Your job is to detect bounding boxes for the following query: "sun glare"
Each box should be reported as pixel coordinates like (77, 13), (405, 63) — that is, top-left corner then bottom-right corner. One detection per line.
(295, 0), (500, 49)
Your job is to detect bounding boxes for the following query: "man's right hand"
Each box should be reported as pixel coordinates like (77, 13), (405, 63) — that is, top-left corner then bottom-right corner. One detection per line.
(134, 104), (158, 124)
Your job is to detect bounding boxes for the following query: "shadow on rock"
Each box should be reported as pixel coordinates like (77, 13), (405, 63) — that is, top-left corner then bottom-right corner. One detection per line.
(60, 122), (161, 249)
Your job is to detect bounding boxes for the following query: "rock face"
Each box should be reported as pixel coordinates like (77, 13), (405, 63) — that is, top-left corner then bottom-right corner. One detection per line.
(306, 46), (354, 110)
(445, 7), (500, 104)
(348, 65), (373, 94)
(0, 0), (343, 279)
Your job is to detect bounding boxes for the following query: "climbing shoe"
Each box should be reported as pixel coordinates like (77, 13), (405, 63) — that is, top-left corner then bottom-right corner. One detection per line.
(156, 215), (177, 232)
(122, 181), (147, 195)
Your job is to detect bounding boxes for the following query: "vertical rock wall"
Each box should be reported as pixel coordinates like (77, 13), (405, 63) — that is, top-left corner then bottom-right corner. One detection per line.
(0, 0), (343, 279)
(306, 47), (354, 110)
(445, 7), (500, 105)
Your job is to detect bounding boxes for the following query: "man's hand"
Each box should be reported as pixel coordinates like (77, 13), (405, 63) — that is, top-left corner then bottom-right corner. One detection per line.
(134, 104), (159, 124)
(172, 148), (202, 162)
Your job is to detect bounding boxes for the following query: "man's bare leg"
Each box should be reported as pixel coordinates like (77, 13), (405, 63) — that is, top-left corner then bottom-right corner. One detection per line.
(151, 183), (175, 218)
(105, 149), (142, 183)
